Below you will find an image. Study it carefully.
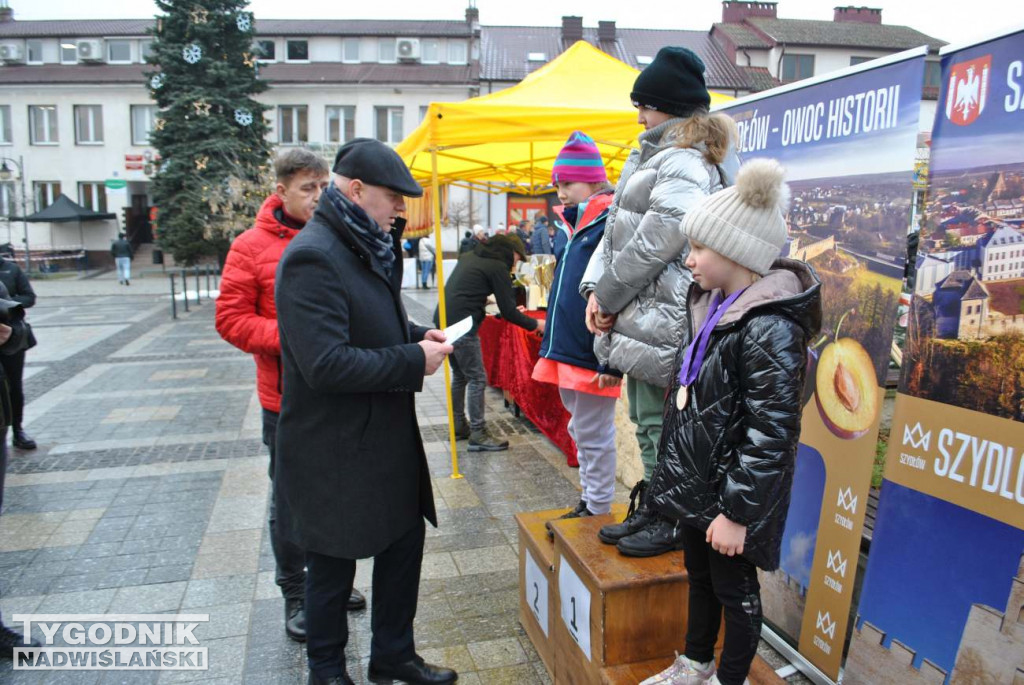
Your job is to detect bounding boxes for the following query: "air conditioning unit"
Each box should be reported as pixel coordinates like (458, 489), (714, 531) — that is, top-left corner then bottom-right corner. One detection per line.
(77, 39), (105, 62)
(0, 43), (25, 64)
(397, 38), (421, 62)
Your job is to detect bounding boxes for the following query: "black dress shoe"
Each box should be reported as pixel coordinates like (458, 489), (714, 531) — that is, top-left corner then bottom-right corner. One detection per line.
(0, 623), (40, 658)
(598, 479), (652, 544)
(616, 514), (686, 558)
(347, 587), (367, 611)
(308, 670), (355, 685)
(368, 655), (457, 684)
(545, 499), (590, 538)
(12, 428), (36, 451)
(285, 597), (306, 642)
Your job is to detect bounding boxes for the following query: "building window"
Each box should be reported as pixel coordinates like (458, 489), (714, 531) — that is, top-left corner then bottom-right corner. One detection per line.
(286, 40), (308, 62)
(447, 40), (467, 65)
(342, 38), (360, 63)
(850, 56), (872, 66)
(60, 42), (77, 64)
(29, 105), (59, 145)
(781, 54), (815, 82)
(74, 105), (104, 145)
(325, 106), (355, 144)
(0, 105), (10, 145)
(0, 182), (15, 217)
(79, 182), (107, 213)
(421, 39), (440, 64)
(420, 105), (429, 122)
(924, 61), (942, 89)
(131, 105), (158, 146)
(378, 39), (396, 63)
(140, 40), (154, 62)
(107, 40), (132, 64)
(33, 181), (60, 211)
(279, 106), (308, 144)
(26, 40), (43, 64)
(255, 40), (276, 61)
(374, 106), (403, 144)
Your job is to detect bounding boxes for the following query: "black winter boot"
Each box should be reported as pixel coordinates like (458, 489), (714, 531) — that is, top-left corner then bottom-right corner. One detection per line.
(598, 479), (652, 544)
(546, 499), (591, 538)
(285, 597), (306, 642)
(12, 428), (36, 450)
(616, 514), (686, 557)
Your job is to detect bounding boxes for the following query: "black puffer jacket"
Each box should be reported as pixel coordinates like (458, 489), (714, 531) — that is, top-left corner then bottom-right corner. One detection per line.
(648, 258), (822, 570)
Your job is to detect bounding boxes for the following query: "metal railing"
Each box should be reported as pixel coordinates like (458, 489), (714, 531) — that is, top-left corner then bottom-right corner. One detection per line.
(169, 265), (220, 320)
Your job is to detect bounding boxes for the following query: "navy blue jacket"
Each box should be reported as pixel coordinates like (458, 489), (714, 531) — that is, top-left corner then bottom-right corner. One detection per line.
(539, 191), (619, 375)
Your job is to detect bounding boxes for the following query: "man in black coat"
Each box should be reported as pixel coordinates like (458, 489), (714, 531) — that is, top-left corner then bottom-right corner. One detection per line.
(0, 250), (37, 450)
(274, 139), (457, 685)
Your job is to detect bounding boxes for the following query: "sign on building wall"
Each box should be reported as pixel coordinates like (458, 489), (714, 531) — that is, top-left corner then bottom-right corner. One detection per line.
(846, 27), (1024, 685)
(716, 47), (927, 681)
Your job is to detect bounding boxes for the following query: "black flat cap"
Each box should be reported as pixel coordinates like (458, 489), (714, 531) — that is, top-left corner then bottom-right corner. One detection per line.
(332, 138), (424, 197)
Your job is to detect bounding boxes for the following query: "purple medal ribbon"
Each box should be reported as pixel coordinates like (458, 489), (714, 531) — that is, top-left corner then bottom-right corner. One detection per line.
(676, 288), (747, 409)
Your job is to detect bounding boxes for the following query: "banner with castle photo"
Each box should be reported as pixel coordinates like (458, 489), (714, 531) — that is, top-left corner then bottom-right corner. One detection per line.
(845, 26), (1024, 685)
(716, 48), (927, 680)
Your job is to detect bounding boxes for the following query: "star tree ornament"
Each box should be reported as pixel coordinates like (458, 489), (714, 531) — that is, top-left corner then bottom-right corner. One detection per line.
(243, 52), (257, 68)
(193, 100), (212, 117)
(236, 13), (252, 32)
(190, 7), (208, 24)
(150, 73), (164, 90)
(195, 156), (210, 171)
(182, 43), (202, 64)
(234, 109), (254, 126)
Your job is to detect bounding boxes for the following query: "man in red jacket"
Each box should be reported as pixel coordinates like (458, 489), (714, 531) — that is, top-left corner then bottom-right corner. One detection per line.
(216, 148), (366, 643)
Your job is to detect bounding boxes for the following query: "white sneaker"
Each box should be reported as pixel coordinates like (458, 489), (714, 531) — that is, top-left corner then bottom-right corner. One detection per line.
(705, 675), (749, 685)
(639, 653), (716, 685)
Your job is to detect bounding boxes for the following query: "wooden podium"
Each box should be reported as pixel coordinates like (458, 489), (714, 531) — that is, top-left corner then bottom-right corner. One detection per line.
(516, 509), (785, 685)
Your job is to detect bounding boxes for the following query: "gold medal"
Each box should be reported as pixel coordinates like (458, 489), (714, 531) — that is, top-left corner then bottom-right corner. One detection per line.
(676, 385), (688, 411)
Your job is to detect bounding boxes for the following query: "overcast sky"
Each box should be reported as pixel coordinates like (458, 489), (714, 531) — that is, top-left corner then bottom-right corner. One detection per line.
(13, 0), (1024, 49)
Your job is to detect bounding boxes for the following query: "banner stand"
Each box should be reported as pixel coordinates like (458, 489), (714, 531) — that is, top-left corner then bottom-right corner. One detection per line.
(761, 627), (836, 685)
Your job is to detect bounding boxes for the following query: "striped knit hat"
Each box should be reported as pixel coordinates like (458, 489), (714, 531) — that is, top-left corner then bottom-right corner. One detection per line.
(551, 131), (608, 185)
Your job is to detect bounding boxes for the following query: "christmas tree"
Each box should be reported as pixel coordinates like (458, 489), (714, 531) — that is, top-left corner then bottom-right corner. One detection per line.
(146, 0), (272, 265)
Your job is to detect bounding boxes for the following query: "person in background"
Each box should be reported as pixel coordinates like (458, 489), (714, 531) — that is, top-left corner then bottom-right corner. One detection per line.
(459, 230), (475, 254)
(418, 235), (436, 289)
(0, 281), (42, 657)
(434, 234), (544, 452)
(531, 132), (621, 527)
(515, 219), (534, 255)
(111, 233), (133, 286)
(0, 247), (37, 451)
(530, 216), (552, 255)
(216, 148), (366, 645)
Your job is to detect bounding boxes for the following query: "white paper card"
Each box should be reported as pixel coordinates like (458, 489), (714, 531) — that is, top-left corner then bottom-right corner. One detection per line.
(558, 555), (592, 661)
(443, 316), (473, 345)
(524, 549), (549, 637)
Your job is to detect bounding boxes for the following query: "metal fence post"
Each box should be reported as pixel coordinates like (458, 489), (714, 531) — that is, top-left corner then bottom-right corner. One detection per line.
(170, 273), (177, 320)
(181, 269), (189, 312)
(195, 266), (201, 304)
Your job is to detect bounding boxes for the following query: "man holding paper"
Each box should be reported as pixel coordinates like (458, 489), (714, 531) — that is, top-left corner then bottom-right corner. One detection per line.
(434, 234), (544, 452)
(275, 138), (456, 685)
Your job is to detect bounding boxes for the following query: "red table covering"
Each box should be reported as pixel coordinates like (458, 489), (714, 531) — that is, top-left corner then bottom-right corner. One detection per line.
(477, 312), (578, 466)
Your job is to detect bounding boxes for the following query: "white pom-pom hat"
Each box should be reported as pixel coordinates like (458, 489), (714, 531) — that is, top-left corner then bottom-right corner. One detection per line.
(681, 158), (790, 275)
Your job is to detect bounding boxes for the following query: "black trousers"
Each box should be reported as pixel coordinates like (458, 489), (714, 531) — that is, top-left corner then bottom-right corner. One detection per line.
(1, 427), (8, 626)
(0, 351), (25, 429)
(262, 409), (306, 600)
(682, 524), (762, 685)
(305, 519), (424, 678)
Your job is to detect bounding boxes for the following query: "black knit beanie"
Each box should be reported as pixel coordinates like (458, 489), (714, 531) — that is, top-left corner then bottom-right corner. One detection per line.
(630, 46), (711, 117)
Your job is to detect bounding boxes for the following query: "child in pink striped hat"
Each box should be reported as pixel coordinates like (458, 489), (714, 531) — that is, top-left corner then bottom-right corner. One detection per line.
(533, 131), (621, 527)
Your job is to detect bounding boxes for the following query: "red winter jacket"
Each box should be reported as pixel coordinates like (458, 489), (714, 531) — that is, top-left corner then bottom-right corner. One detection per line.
(216, 195), (301, 413)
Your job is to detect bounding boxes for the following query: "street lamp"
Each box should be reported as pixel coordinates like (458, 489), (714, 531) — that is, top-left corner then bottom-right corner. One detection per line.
(0, 156), (31, 272)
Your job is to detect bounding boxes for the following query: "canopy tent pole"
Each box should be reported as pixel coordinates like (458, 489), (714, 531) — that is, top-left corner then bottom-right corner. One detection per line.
(431, 148), (462, 480)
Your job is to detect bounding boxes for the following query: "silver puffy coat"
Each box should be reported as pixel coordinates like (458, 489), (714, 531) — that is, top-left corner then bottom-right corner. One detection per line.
(591, 118), (729, 387)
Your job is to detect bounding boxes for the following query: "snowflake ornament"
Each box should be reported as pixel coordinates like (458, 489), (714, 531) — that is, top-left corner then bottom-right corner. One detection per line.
(150, 73), (164, 89)
(182, 43), (202, 64)
(234, 109), (254, 126)
(236, 13), (252, 32)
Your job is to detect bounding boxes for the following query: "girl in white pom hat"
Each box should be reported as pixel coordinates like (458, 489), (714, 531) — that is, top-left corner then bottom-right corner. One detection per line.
(633, 159), (822, 685)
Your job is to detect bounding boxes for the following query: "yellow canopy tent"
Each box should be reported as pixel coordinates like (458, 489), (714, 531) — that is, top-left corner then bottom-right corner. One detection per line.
(396, 41), (732, 476)
(397, 40), (733, 194)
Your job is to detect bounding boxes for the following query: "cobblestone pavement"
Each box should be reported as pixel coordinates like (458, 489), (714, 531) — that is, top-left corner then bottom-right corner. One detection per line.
(0, 280), (799, 684)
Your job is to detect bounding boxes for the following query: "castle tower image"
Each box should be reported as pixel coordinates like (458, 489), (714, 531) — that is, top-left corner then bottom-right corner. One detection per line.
(951, 551), (1024, 683)
(844, 620), (947, 684)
